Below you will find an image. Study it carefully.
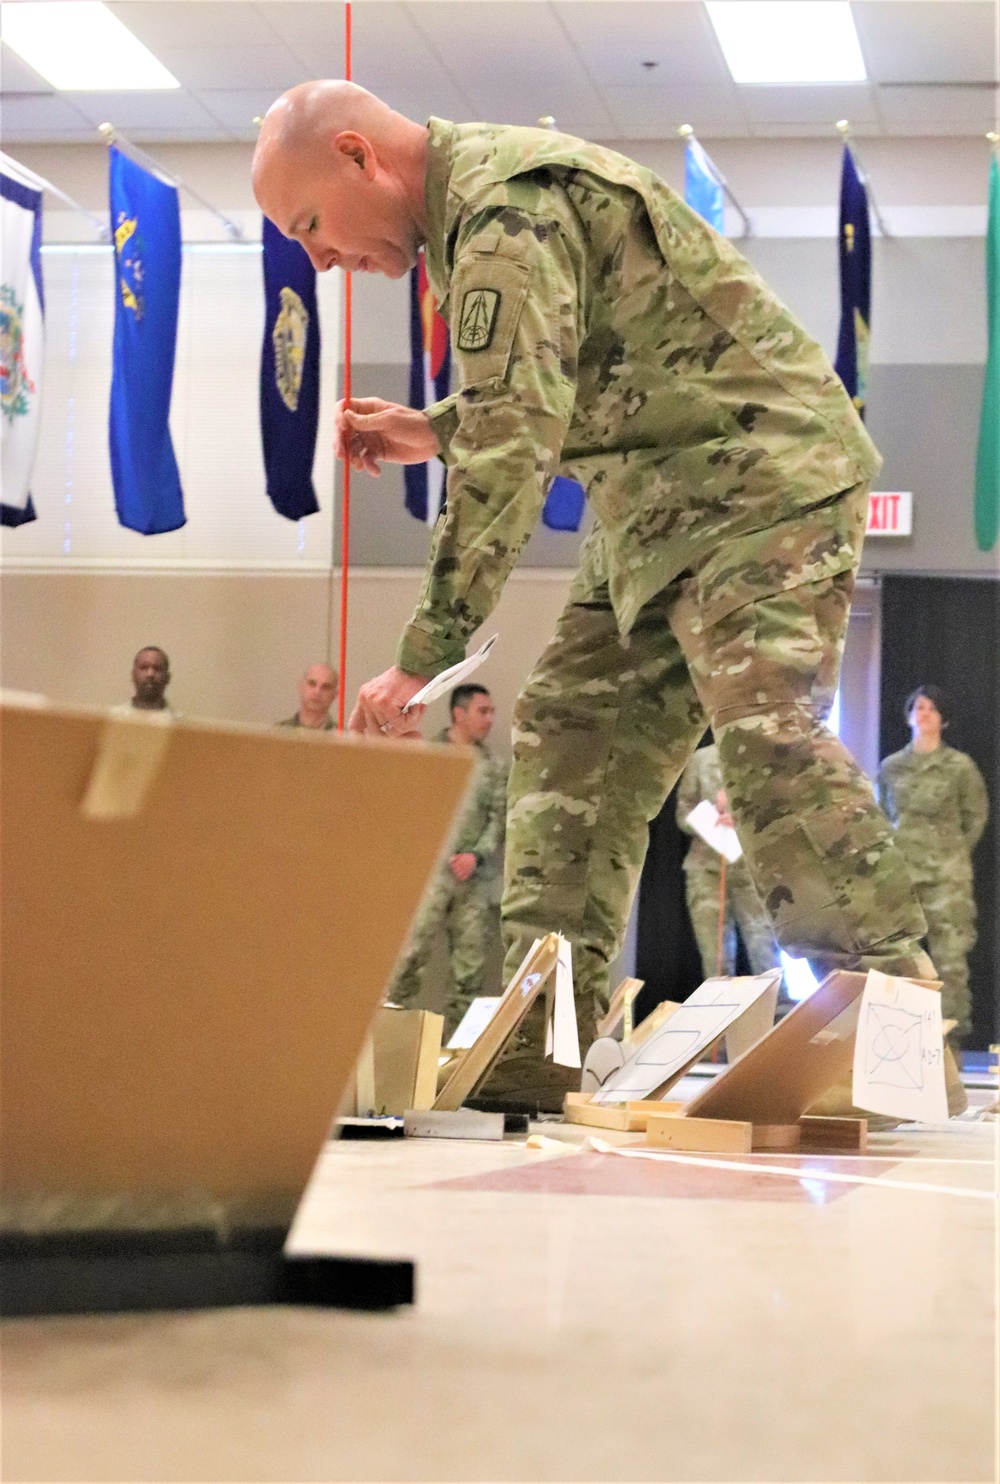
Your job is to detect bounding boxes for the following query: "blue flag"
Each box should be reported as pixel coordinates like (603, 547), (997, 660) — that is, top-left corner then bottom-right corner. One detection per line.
(405, 249), (451, 523)
(542, 475), (586, 532)
(1, 171), (44, 527)
(260, 216), (320, 521)
(684, 138), (725, 233)
(108, 147), (185, 533)
(834, 146), (871, 420)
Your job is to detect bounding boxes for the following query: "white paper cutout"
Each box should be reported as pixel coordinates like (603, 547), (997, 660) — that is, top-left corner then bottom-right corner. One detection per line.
(851, 970), (949, 1124)
(404, 635), (498, 713)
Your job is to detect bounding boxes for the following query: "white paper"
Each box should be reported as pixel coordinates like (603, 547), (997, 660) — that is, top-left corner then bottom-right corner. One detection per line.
(446, 996), (500, 1050)
(403, 635), (498, 713)
(545, 935), (580, 1068)
(591, 972), (781, 1105)
(684, 799), (743, 863)
(851, 971), (949, 1124)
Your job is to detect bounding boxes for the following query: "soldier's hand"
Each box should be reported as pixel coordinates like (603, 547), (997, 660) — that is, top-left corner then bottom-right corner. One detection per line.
(349, 666), (428, 739)
(334, 398), (440, 476)
(448, 852), (477, 883)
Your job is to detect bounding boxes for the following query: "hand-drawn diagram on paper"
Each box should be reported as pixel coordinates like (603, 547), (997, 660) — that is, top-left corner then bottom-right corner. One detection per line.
(591, 972), (780, 1105)
(866, 1003), (925, 1089)
(852, 970), (949, 1123)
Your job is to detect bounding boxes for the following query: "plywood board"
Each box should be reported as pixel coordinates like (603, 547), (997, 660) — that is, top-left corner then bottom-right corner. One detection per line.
(434, 935), (560, 1111)
(684, 970), (870, 1126)
(592, 972), (782, 1106)
(354, 1008), (444, 1117)
(0, 703), (474, 1231)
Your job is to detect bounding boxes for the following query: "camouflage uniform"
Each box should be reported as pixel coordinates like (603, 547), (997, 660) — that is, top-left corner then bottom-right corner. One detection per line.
(397, 119), (932, 1106)
(390, 727), (507, 1033)
(676, 743), (781, 980)
(877, 744), (989, 1043)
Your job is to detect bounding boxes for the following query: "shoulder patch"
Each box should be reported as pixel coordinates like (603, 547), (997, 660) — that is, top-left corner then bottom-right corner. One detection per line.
(457, 288), (501, 352)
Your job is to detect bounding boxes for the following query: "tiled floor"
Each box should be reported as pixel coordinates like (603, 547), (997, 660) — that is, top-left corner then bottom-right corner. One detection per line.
(2, 1114), (996, 1483)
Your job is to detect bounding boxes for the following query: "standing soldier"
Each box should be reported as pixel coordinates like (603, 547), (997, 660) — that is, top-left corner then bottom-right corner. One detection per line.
(878, 686), (989, 1057)
(677, 741), (781, 982)
(389, 685), (507, 1035)
(254, 83), (934, 1111)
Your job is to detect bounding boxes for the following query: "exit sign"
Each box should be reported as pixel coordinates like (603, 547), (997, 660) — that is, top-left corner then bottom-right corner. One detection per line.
(867, 491), (913, 536)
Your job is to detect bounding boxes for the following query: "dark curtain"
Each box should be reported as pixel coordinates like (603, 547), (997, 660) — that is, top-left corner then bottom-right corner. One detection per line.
(635, 766), (751, 1026)
(880, 576), (999, 1049)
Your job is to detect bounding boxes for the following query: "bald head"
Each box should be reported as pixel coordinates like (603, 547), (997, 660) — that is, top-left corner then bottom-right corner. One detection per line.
(297, 661), (339, 727)
(252, 81), (428, 279)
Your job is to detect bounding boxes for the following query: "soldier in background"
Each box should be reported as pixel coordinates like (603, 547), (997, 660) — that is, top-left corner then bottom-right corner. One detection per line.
(677, 741), (781, 982)
(878, 686), (989, 1056)
(255, 83), (935, 1111)
(277, 662), (338, 731)
(125, 647), (173, 714)
(389, 684), (507, 1035)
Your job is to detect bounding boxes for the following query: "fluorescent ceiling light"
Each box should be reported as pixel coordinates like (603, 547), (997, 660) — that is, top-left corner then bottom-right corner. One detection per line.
(1, 2), (179, 90)
(706, 2), (867, 85)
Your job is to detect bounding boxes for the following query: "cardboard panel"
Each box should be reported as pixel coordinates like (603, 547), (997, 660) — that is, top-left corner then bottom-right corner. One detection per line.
(684, 971), (869, 1126)
(0, 704), (473, 1228)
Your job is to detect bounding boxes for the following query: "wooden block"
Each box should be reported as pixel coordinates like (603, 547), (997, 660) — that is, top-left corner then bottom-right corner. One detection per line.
(798, 1115), (868, 1153)
(623, 1100), (686, 1131)
(751, 1123), (801, 1152)
(645, 1114), (753, 1154)
(563, 1094), (688, 1133)
(562, 1095), (631, 1131)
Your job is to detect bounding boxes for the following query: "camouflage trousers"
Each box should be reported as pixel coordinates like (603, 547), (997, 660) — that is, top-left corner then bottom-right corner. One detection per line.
(389, 870), (494, 1035)
(483, 494), (932, 1109)
(684, 859), (781, 981)
(910, 868), (976, 1043)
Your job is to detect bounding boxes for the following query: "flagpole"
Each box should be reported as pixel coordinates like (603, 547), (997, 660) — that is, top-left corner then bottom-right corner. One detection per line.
(677, 125), (751, 238)
(0, 149), (110, 242)
(335, 0), (353, 729)
(835, 121), (890, 238)
(97, 123), (244, 241)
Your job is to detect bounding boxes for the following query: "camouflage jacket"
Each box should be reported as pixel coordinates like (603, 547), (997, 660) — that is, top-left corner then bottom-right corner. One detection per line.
(396, 119), (881, 677)
(877, 743), (989, 882)
(435, 727), (508, 872)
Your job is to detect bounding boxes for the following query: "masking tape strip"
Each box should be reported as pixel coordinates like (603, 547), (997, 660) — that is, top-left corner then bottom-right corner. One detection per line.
(81, 713), (173, 820)
(586, 1138), (996, 1201)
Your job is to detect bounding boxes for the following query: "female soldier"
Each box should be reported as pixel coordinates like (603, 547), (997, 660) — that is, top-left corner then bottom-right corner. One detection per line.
(878, 686), (989, 1056)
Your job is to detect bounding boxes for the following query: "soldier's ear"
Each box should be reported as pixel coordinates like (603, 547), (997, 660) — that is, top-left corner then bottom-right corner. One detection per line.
(333, 132), (375, 177)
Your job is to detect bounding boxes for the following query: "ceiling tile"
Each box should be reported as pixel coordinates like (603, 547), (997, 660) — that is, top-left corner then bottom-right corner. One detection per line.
(0, 41), (54, 95)
(877, 83), (998, 128)
(600, 81), (748, 139)
(351, 5), (471, 100)
(108, 2), (279, 52)
(68, 90), (225, 132)
(154, 45), (306, 92)
(406, 1), (617, 133)
(741, 83), (879, 127)
(196, 88), (286, 130)
(0, 93), (92, 134)
(258, 0), (346, 64)
(852, 1), (997, 85)
(556, 0), (731, 87)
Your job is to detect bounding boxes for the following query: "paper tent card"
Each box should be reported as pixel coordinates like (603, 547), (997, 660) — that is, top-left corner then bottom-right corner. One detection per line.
(851, 970), (949, 1124)
(591, 971), (781, 1105)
